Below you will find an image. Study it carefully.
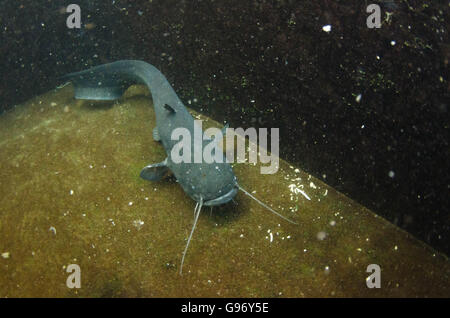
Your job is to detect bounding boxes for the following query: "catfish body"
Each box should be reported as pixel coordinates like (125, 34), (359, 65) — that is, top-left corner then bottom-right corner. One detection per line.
(61, 60), (295, 274)
(61, 60), (238, 205)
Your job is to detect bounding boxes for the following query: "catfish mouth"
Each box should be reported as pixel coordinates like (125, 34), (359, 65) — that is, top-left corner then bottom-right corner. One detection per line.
(203, 186), (238, 206)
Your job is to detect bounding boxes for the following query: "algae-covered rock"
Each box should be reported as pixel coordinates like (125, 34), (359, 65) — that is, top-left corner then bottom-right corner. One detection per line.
(0, 85), (449, 297)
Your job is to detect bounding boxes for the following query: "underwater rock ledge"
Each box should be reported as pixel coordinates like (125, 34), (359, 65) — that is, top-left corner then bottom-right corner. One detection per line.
(0, 85), (449, 297)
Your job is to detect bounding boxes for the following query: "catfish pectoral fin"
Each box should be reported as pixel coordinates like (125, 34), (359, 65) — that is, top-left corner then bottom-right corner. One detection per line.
(140, 159), (169, 181)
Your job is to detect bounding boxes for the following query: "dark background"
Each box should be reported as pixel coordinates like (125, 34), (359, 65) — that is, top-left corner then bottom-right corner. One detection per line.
(0, 0), (448, 255)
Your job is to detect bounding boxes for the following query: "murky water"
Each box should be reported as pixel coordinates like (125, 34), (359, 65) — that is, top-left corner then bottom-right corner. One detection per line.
(0, 86), (449, 297)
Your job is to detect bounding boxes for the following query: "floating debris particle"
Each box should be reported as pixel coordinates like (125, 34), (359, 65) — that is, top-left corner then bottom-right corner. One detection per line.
(84, 22), (96, 30)
(322, 25), (332, 32)
(317, 231), (327, 240)
(288, 183), (311, 200)
(49, 226), (56, 235)
(133, 219), (144, 230)
(1, 252), (10, 259)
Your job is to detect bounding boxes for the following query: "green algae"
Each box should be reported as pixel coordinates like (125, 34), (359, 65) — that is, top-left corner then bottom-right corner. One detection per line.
(0, 84), (449, 297)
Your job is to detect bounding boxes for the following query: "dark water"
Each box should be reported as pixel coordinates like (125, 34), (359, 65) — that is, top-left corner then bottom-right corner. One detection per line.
(0, 0), (448, 296)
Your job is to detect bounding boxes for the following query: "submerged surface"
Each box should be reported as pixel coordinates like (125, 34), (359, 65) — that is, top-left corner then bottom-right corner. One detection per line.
(0, 85), (449, 297)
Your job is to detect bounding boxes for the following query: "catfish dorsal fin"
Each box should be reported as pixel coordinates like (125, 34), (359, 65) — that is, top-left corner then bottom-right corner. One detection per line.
(164, 103), (177, 113)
